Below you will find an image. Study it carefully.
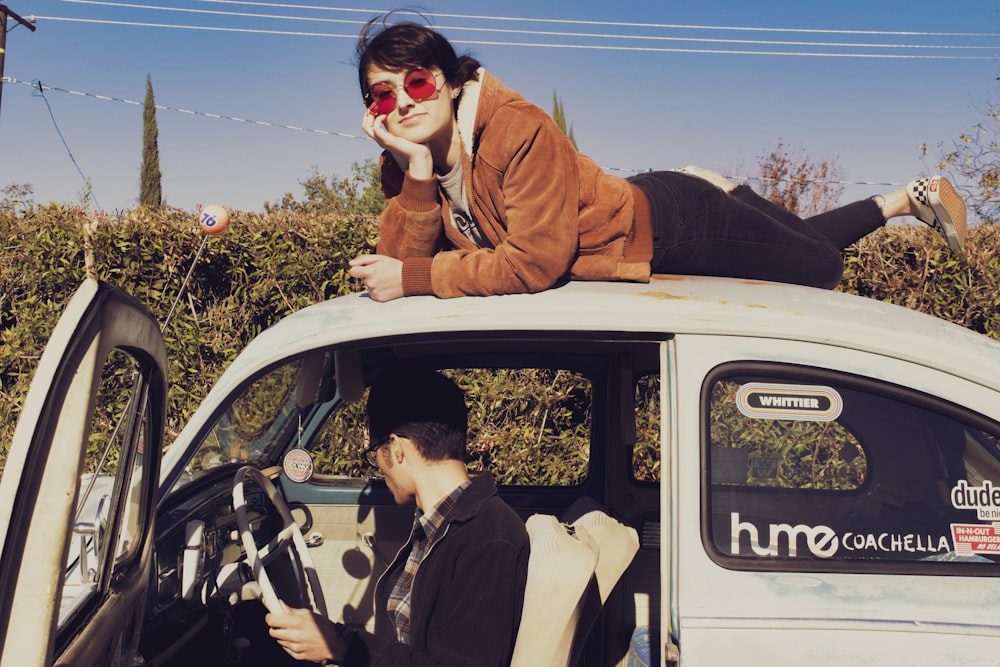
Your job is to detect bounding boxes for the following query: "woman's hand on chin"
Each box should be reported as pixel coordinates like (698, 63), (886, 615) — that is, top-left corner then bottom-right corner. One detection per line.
(361, 110), (434, 179)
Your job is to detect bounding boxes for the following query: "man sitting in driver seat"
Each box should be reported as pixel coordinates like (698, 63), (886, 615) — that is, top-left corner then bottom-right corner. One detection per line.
(266, 368), (530, 665)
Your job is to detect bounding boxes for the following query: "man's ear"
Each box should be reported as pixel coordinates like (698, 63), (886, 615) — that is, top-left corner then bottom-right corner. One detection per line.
(388, 433), (407, 464)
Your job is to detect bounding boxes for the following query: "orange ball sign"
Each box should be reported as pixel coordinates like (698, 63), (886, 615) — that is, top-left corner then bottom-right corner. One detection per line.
(199, 205), (231, 235)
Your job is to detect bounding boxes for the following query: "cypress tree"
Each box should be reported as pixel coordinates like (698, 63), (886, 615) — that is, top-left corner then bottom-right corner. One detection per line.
(140, 76), (162, 208)
(551, 91), (577, 149)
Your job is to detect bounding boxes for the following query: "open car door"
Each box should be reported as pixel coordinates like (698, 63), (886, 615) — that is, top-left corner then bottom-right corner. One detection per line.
(0, 280), (168, 666)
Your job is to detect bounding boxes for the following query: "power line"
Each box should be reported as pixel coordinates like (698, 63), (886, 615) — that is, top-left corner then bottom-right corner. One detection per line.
(38, 1), (999, 59)
(31, 80), (102, 210)
(2, 76), (366, 140)
(2, 75), (910, 188)
(191, 1), (1000, 38)
(30, 15), (998, 60)
(58, 0), (993, 52)
(55, 0), (362, 26)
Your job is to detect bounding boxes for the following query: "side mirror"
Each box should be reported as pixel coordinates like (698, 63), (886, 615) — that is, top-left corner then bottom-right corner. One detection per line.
(72, 495), (109, 584)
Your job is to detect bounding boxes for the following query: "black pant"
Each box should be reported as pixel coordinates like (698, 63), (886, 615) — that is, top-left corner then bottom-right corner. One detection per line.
(629, 171), (885, 289)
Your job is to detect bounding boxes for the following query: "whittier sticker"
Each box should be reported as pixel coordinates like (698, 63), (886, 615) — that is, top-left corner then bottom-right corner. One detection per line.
(736, 383), (843, 422)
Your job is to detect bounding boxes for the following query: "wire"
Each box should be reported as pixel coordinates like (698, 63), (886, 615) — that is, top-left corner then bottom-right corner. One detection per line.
(31, 15), (998, 59)
(5, 76), (907, 189)
(30, 80), (103, 212)
(54, 0), (363, 26)
(51, 0), (1000, 48)
(192, 1), (1000, 38)
(34, 1), (999, 60)
(3, 76), (367, 140)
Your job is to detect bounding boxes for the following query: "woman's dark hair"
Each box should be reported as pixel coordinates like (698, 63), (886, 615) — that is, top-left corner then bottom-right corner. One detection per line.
(356, 14), (481, 104)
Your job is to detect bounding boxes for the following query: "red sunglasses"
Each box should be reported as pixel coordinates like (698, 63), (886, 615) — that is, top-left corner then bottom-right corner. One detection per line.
(366, 67), (444, 116)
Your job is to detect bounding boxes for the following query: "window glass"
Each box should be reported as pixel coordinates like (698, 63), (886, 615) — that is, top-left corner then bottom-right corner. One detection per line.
(173, 353), (334, 492)
(62, 350), (154, 626)
(312, 368), (592, 486)
(709, 379), (866, 490)
(707, 367), (1000, 569)
(634, 374), (660, 482)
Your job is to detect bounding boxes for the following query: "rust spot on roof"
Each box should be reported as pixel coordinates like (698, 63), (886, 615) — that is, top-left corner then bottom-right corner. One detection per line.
(637, 291), (694, 301)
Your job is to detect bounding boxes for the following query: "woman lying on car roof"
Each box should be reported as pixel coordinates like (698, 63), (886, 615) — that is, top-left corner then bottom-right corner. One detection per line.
(348, 13), (968, 302)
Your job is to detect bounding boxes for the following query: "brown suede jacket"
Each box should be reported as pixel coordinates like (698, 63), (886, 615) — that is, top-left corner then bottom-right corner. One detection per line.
(375, 69), (653, 298)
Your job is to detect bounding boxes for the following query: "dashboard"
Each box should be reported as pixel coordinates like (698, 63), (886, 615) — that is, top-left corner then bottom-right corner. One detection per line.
(150, 469), (277, 615)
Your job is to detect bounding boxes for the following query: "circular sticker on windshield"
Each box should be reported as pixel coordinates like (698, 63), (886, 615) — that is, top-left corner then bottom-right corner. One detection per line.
(283, 448), (314, 483)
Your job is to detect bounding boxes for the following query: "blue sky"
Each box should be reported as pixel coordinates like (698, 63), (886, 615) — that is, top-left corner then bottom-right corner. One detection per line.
(0, 1), (996, 215)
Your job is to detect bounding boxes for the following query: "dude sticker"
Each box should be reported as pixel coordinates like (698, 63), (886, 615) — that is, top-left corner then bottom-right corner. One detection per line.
(951, 480), (1000, 520)
(736, 382), (843, 422)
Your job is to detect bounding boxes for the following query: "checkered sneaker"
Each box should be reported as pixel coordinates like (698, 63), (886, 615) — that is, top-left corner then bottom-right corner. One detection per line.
(906, 175), (967, 252)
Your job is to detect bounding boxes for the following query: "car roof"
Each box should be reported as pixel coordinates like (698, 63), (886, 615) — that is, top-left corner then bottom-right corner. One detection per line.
(161, 275), (1000, 478)
(217, 275), (1000, 392)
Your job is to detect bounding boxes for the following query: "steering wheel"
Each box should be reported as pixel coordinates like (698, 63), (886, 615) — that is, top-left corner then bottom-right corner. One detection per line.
(232, 466), (327, 616)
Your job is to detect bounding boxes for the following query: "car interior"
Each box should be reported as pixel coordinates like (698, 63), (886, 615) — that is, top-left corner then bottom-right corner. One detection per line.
(132, 334), (667, 666)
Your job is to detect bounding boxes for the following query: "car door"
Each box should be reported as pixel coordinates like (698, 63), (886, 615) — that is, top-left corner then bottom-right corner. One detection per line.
(0, 280), (168, 666)
(672, 333), (1000, 666)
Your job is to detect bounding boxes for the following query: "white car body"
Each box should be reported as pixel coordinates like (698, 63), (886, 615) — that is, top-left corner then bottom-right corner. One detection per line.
(4, 275), (1000, 666)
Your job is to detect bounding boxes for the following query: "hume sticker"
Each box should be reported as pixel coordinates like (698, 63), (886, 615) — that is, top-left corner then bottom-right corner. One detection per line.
(736, 382), (843, 422)
(730, 513), (951, 559)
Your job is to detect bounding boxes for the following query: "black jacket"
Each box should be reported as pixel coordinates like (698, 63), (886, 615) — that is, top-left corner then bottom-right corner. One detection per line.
(347, 472), (529, 666)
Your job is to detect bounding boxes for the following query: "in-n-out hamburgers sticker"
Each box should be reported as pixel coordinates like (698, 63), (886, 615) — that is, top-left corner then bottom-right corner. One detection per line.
(950, 479), (1000, 556)
(736, 383), (843, 422)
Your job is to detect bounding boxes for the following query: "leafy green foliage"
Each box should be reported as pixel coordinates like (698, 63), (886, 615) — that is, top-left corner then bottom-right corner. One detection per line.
(709, 381), (866, 490)
(311, 368), (591, 486)
(264, 160), (385, 217)
(0, 201), (378, 471)
(3, 154), (1000, 488)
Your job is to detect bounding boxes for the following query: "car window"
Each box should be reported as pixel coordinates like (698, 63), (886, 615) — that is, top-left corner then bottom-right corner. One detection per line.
(705, 364), (1000, 571)
(634, 374), (660, 483)
(312, 368), (592, 486)
(708, 378), (866, 490)
(62, 349), (155, 625)
(170, 352), (336, 492)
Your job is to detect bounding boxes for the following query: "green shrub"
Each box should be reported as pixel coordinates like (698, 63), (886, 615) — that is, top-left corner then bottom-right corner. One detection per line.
(2, 204), (998, 483)
(0, 205), (378, 470)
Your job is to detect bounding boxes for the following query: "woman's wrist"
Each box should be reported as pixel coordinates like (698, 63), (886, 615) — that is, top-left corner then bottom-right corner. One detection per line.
(406, 153), (435, 180)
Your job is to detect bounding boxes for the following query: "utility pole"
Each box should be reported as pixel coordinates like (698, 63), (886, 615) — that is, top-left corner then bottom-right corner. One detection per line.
(0, 4), (36, 120)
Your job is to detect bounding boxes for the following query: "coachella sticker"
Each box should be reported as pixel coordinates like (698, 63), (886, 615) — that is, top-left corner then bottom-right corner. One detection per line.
(736, 382), (843, 422)
(283, 448), (314, 483)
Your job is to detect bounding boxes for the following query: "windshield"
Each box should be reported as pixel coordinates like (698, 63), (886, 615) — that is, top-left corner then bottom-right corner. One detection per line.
(169, 351), (336, 492)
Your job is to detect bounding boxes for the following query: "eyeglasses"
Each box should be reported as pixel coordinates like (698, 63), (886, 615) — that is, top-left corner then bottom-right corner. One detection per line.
(366, 67), (444, 116)
(364, 438), (389, 470)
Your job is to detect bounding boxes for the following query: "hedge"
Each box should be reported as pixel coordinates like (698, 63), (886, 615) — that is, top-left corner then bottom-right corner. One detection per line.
(1, 206), (998, 479)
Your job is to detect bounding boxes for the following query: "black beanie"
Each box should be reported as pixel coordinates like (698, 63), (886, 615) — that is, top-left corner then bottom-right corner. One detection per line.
(367, 368), (468, 443)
